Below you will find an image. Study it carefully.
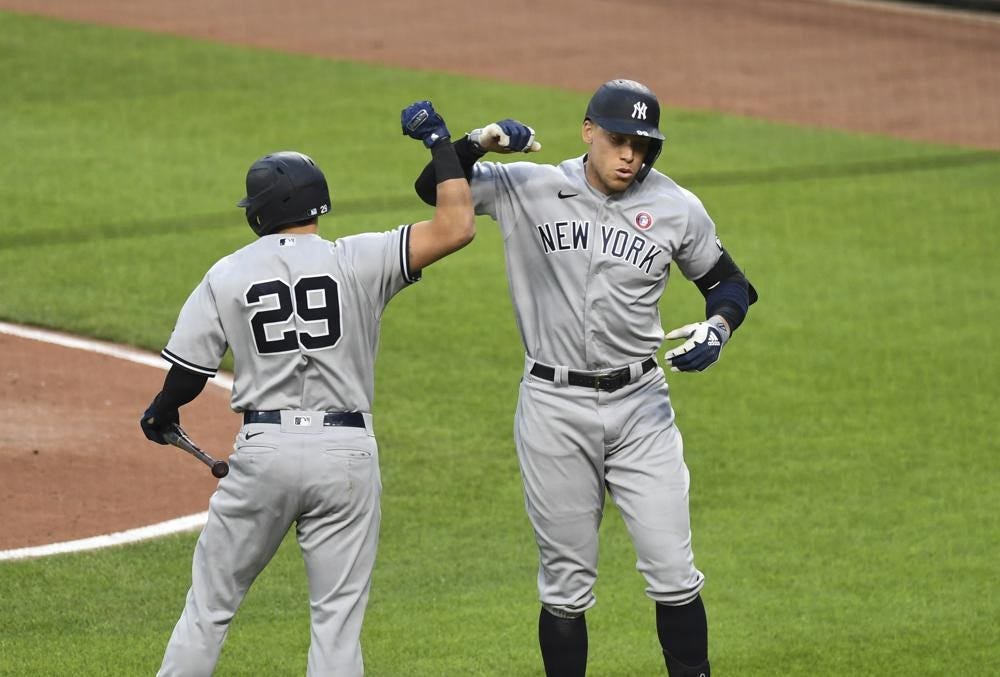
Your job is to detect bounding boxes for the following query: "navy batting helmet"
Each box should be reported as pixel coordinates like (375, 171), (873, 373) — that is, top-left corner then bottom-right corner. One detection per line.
(237, 151), (331, 236)
(584, 79), (665, 182)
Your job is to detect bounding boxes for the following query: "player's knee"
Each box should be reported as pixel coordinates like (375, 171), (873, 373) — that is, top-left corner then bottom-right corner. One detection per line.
(538, 571), (597, 619)
(644, 566), (705, 606)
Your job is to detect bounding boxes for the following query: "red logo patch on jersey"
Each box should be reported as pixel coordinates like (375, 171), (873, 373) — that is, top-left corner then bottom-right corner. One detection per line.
(634, 211), (653, 231)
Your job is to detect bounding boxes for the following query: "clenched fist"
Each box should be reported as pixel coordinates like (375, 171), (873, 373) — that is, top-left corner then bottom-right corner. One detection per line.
(468, 119), (542, 153)
(401, 100), (451, 149)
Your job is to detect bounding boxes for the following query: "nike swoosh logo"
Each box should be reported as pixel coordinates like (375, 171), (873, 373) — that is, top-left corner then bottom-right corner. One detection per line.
(557, 191), (578, 199)
(245, 431), (265, 440)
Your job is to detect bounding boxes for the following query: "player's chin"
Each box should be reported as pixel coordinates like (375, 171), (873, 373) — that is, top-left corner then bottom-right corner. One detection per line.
(607, 172), (635, 192)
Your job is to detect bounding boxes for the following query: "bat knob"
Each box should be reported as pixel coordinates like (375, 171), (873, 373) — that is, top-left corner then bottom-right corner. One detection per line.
(211, 461), (230, 478)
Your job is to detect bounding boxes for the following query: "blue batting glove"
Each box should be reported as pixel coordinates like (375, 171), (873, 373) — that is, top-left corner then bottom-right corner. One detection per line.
(663, 318), (730, 372)
(467, 119), (541, 153)
(496, 119), (536, 152)
(401, 100), (451, 149)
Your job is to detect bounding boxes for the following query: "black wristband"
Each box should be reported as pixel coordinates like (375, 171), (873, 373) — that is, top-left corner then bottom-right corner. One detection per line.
(454, 135), (488, 162)
(431, 141), (464, 182)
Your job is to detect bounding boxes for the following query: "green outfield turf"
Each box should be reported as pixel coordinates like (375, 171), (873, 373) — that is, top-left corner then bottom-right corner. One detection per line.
(1, 11), (998, 676)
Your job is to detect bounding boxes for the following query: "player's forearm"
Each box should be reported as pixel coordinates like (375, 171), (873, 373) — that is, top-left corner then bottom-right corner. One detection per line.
(695, 250), (758, 332)
(426, 142), (474, 244)
(154, 364), (209, 413)
(430, 176), (475, 249)
(415, 137), (484, 205)
(705, 284), (749, 333)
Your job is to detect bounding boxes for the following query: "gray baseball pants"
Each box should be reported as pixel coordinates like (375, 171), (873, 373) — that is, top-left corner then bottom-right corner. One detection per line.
(515, 358), (705, 618)
(158, 413), (380, 677)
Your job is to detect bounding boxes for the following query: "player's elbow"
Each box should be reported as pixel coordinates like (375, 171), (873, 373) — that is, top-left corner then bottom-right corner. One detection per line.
(425, 210), (475, 257)
(430, 179), (475, 251)
(415, 178), (437, 206)
(447, 213), (476, 250)
(459, 211), (476, 244)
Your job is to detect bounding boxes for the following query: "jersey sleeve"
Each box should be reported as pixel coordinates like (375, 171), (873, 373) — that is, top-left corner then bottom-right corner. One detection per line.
(674, 187), (724, 282)
(162, 272), (227, 377)
(470, 161), (503, 220)
(471, 161), (535, 239)
(339, 225), (419, 313)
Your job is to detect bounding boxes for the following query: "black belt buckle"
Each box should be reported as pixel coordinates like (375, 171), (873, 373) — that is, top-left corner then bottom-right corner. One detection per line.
(593, 368), (630, 393)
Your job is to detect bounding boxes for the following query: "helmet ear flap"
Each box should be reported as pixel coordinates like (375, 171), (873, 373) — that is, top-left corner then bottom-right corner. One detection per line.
(636, 138), (663, 183)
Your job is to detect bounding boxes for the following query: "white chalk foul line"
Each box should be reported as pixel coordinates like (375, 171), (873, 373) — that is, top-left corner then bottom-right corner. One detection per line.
(0, 321), (233, 561)
(0, 513), (210, 561)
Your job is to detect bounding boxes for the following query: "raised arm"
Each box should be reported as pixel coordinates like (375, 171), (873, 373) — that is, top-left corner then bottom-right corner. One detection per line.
(401, 101), (476, 271)
(413, 119), (542, 206)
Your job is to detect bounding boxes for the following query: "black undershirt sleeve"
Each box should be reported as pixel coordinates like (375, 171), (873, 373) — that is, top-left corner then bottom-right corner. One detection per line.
(153, 364), (210, 414)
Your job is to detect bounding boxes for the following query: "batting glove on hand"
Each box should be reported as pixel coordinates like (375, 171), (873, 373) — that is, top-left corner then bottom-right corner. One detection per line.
(663, 317), (731, 372)
(140, 399), (179, 445)
(401, 100), (451, 148)
(468, 119), (542, 154)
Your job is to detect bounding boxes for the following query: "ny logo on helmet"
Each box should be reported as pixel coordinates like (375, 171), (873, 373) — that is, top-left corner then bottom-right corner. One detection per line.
(632, 102), (648, 120)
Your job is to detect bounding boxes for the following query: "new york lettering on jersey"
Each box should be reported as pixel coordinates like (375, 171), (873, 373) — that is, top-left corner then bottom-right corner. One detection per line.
(534, 219), (664, 274)
(482, 159), (691, 282)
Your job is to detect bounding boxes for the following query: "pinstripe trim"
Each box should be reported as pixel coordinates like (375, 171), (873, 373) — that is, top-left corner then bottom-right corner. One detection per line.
(399, 224), (420, 284)
(161, 348), (218, 377)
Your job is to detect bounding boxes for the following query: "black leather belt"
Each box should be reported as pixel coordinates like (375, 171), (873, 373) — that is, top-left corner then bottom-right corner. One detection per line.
(529, 357), (657, 393)
(243, 410), (366, 428)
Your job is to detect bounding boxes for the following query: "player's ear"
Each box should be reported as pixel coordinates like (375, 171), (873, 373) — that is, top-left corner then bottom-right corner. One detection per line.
(582, 119), (595, 145)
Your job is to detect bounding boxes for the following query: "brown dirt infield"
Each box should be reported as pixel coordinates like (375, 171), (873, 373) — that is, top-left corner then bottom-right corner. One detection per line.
(0, 330), (240, 549)
(1, 0), (998, 551)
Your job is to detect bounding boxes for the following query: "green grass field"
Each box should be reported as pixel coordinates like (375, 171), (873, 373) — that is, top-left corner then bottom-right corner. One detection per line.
(1, 11), (998, 676)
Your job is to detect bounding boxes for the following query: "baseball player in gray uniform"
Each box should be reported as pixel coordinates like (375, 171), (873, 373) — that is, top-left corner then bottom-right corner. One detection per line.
(140, 100), (472, 676)
(414, 79), (757, 676)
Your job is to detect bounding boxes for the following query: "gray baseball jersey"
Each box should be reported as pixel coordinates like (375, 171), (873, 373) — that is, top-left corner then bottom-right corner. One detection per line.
(157, 226), (417, 677)
(162, 227), (419, 412)
(471, 156), (721, 615)
(471, 156), (722, 370)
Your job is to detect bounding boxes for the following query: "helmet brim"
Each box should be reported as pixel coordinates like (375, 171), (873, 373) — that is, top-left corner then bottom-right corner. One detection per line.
(589, 115), (665, 141)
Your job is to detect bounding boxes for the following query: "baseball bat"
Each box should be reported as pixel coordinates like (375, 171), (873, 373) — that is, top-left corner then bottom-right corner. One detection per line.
(163, 424), (230, 478)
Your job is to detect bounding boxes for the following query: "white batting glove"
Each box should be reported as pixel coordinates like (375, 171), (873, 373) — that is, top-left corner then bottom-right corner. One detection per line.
(468, 118), (542, 154)
(662, 316), (731, 372)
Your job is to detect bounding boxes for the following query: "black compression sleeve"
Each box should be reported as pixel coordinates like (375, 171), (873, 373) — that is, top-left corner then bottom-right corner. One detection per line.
(154, 364), (209, 412)
(695, 250), (758, 332)
(706, 282), (749, 332)
(453, 135), (488, 168)
(414, 136), (485, 205)
(431, 140), (464, 182)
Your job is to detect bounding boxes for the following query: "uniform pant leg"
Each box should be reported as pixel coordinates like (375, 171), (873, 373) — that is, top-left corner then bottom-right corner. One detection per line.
(514, 376), (606, 617)
(297, 431), (381, 677)
(603, 375), (704, 605)
(158, 439), (297, 677)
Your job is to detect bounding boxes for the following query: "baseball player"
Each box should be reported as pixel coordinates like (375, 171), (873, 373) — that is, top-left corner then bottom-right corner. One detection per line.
(139, 100), (472, 676)
(413, 79), (757, 676)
